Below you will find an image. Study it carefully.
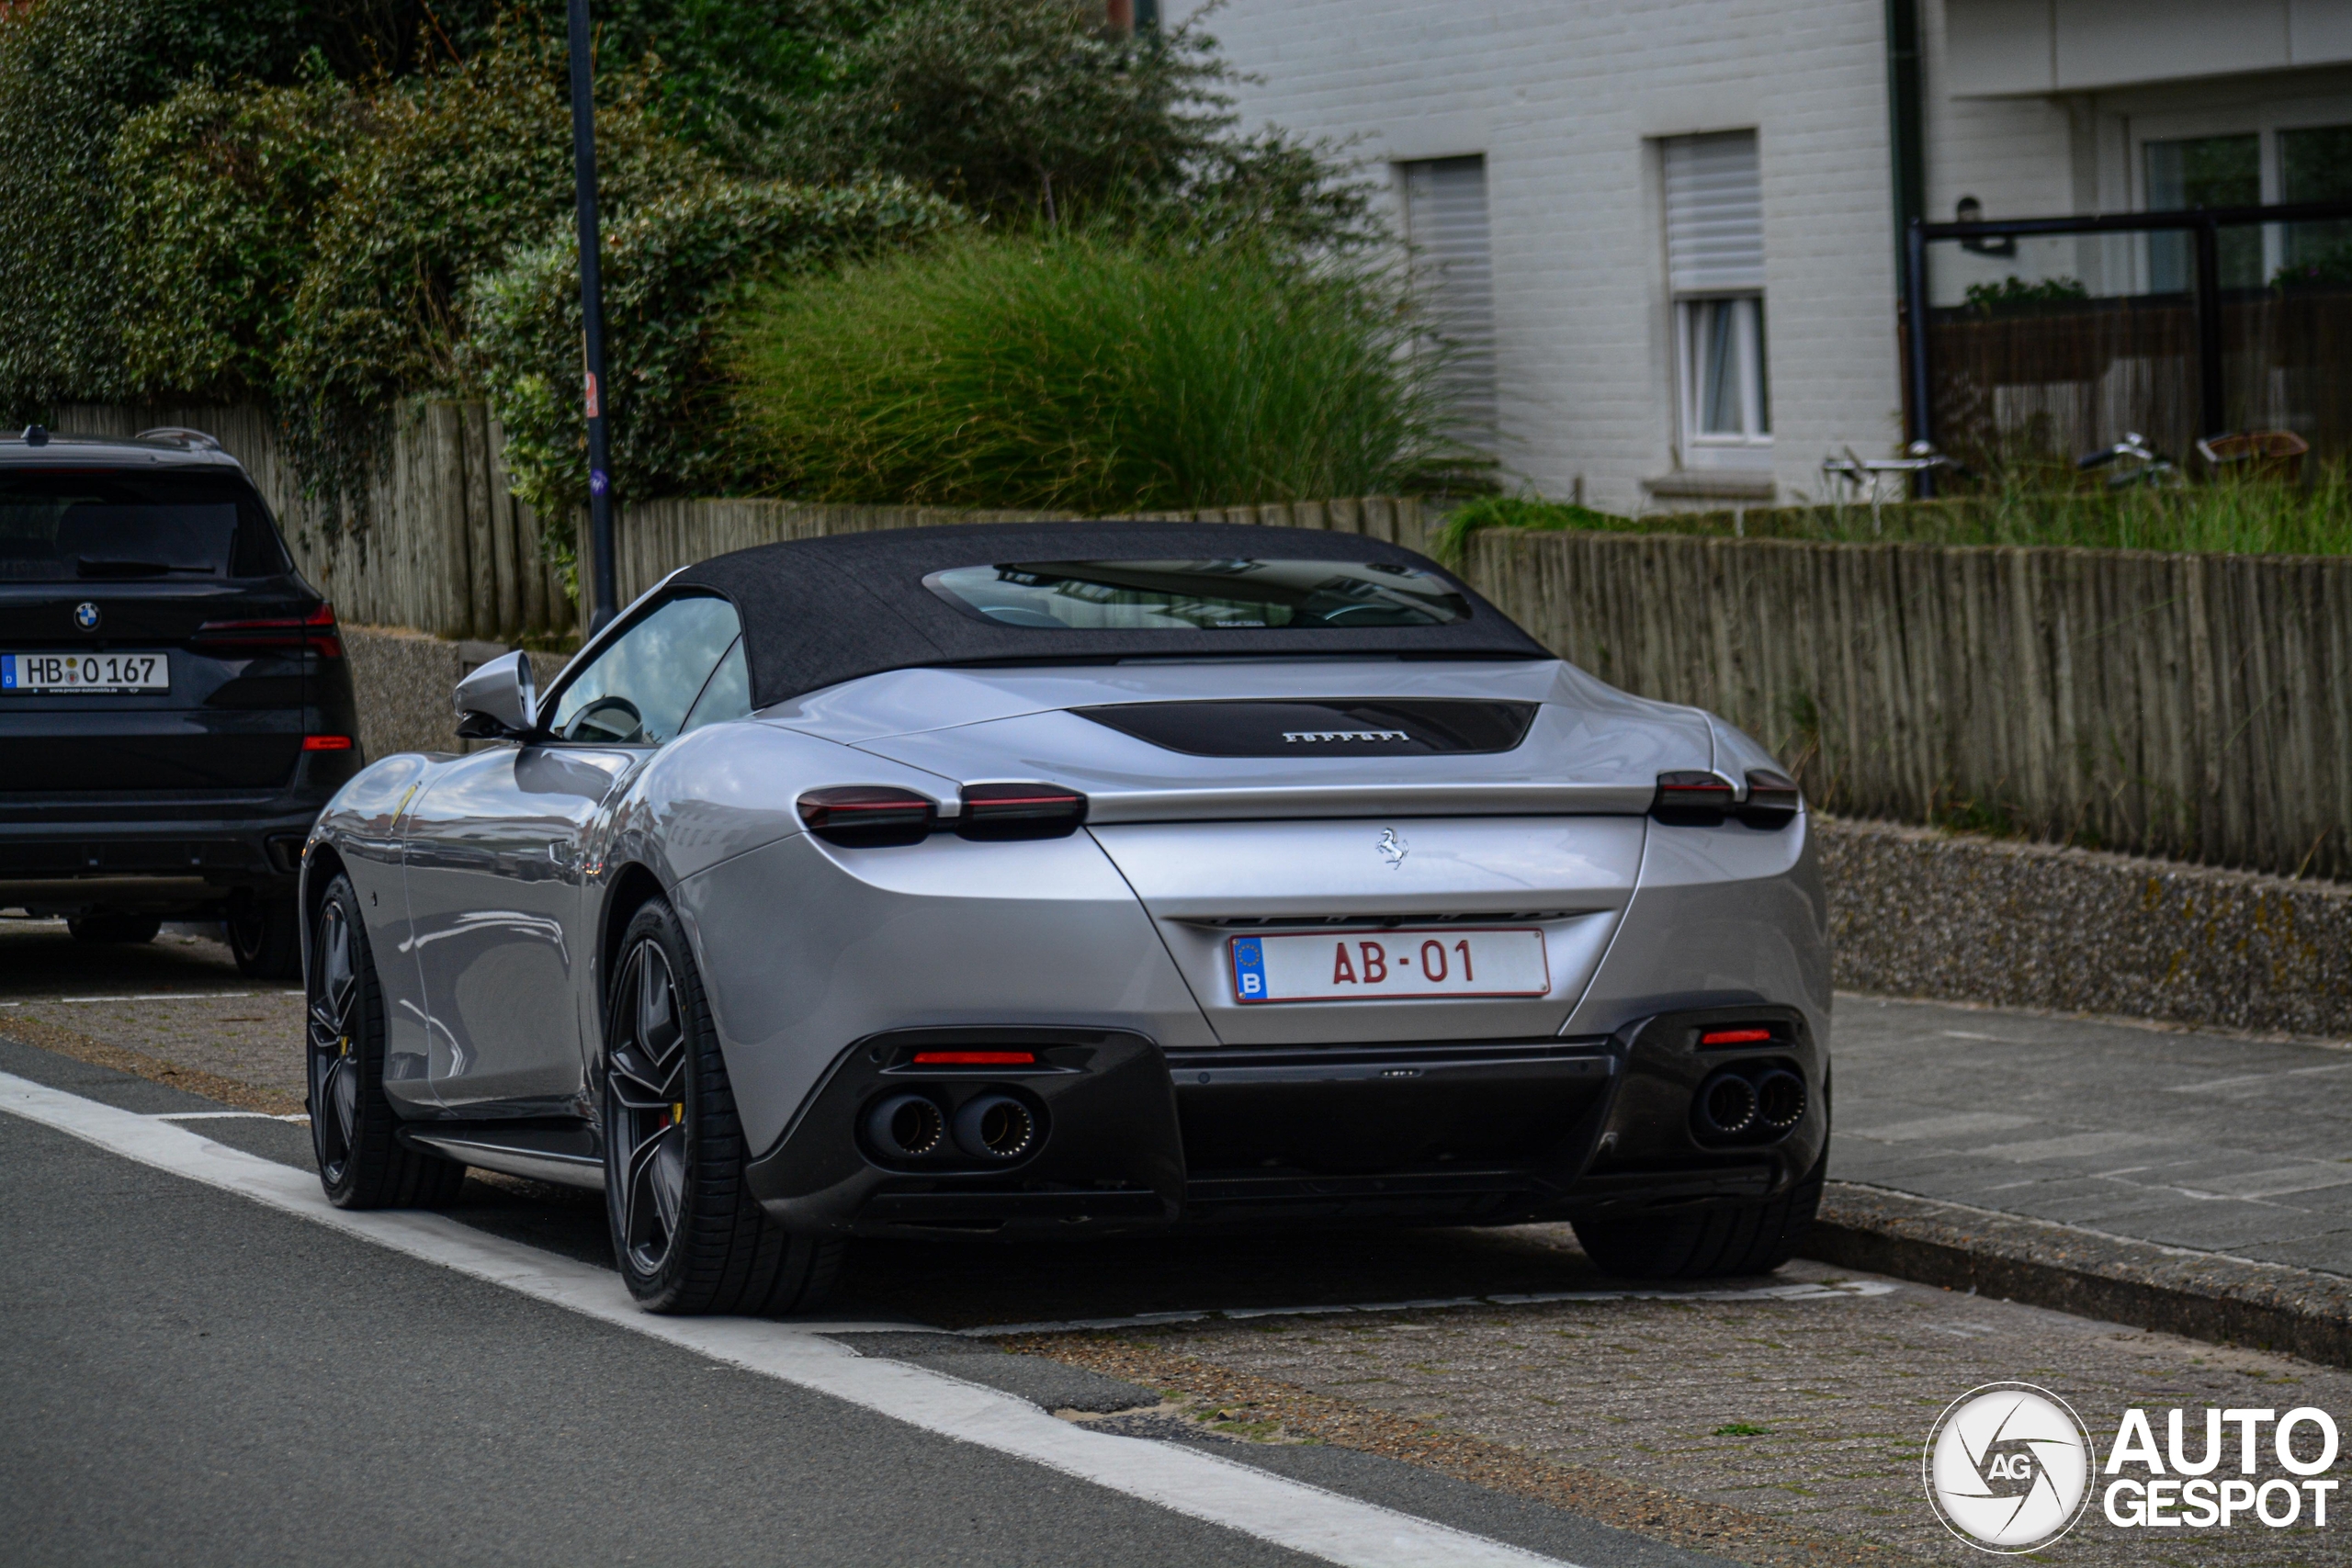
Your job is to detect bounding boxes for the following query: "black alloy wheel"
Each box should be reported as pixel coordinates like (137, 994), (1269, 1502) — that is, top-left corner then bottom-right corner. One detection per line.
(602, 898), (841, 1315)
(306, 874), (466, 1208)
(607, 938), (690, 1280)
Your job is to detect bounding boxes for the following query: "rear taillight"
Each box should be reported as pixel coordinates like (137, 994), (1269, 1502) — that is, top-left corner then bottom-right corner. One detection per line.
(1651, 769), (1802, 828)
(1651, 770), (1736, 823)
(956, 782), (1088, 840)
(1738, 769), (1801, 828)
(195, 600), (342, 659)
(301, 735), (353, 751)
(797, 786), (937, 847)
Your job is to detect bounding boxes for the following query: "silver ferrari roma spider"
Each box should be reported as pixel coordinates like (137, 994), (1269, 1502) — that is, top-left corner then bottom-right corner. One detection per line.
(302, 522), (1828, 1315)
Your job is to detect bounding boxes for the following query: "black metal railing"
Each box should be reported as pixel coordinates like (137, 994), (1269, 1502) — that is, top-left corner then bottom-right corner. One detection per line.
(1902, 200), (2352, 489)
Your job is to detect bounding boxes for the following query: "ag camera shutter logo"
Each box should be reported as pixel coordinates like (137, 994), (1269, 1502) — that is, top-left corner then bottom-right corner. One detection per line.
(1923, 1382), (2093, 1552)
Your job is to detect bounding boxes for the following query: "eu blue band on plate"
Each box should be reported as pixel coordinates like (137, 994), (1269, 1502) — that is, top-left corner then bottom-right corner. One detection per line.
(1230, 936), (1266, 1000)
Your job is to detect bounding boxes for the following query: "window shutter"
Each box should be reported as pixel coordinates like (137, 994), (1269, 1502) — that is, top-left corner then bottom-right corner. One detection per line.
(1664, 132), (1764, 294)
(1401, 155), (1498, 447)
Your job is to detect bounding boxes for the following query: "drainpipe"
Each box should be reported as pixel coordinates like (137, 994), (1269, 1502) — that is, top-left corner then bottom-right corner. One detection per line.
(1884, 0), (1931, 489)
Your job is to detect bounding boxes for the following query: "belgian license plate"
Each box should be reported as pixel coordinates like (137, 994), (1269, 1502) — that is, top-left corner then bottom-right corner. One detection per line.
(0, 651), (170, 693)
(1230, 928), (1550, 1003)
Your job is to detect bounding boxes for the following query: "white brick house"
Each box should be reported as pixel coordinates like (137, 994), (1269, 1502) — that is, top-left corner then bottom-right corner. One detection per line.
(1187, 0), (2352, 511)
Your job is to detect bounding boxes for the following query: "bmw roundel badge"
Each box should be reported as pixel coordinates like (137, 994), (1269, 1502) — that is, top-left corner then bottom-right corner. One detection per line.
(74, 602), (100, 631)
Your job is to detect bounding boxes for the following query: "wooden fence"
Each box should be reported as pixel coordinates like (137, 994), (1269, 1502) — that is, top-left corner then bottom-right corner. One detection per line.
(1470, 529), (2352, 882)
(56, 403), (1430, 637)
(52, 402), (2352, 881)
(60, 401), (576, 641)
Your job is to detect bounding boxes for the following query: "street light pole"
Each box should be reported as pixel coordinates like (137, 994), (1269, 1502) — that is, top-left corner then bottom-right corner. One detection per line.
(568, 0), (618, 633)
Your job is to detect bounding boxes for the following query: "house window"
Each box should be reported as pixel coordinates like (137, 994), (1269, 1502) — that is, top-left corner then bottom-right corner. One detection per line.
(2281, 123), (2352, 273)
(2132, 119), (2352, 289)
(2144, 134), (2260, 290)
(1398, 155), (1498, 450)
(1664, 131), (1770, 464)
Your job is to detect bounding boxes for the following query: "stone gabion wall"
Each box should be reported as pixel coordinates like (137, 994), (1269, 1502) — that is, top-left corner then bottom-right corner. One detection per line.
(1818, 817), (2352, 1039)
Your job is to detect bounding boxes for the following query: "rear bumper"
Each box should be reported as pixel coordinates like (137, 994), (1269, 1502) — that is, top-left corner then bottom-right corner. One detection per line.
(745, 1005), (1827, 1238)
(0, 800), (334, 914)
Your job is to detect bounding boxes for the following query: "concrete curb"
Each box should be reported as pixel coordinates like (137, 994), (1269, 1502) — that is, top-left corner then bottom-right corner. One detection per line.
(1801, 1180), (2352, 1369)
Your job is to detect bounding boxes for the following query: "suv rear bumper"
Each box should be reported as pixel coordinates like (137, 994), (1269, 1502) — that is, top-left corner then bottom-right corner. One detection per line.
(0, 802), (327, 915)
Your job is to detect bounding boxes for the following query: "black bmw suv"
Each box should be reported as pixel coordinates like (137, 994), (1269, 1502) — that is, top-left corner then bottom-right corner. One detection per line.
(0, 426), (360, 976)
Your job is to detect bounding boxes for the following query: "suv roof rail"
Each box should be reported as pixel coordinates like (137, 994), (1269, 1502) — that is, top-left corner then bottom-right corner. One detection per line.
(135, 426), (225, 452)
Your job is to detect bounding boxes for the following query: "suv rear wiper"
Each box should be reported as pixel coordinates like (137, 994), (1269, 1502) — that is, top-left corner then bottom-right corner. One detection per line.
(75, 557), (219, 578)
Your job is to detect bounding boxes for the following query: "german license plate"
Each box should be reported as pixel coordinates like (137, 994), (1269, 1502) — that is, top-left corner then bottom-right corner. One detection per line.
(1230, 928), (1550, 1003)
(0, 651), (169, 693)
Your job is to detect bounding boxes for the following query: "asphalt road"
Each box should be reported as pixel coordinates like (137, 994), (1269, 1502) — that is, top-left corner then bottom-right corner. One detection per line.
(0, 1032), (1736, 1568)
(11, 918), (2352, 1565)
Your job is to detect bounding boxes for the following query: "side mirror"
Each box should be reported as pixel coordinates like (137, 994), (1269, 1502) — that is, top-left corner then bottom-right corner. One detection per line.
(454, 649), (538, 741)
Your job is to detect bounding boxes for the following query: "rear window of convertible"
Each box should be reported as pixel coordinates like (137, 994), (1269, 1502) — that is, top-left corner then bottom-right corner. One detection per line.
(925, 559), (1472, 631)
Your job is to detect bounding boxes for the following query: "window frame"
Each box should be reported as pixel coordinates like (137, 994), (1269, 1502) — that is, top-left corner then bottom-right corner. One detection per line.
(536, 589), (744, 749)
(1674, 294), (1772, 457)
(2127, 100), (2352, 286)
(1660, 130), (1772, 472)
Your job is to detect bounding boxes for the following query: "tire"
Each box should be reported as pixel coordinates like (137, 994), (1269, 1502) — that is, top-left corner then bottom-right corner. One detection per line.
(307, 874), (467, 1209)
(1573, 1142), (1827, 1280)
(603, 898), (842, 1316)
(230, 892), (302, 979)
(67, 913), (161, 944)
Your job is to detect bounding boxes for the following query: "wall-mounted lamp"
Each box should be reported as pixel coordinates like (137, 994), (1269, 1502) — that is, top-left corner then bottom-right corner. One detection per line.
(1955, 196), (2017, 257)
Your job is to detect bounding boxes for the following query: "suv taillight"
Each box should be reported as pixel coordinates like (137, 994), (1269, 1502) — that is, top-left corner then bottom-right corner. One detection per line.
(194, 601), (342, 658)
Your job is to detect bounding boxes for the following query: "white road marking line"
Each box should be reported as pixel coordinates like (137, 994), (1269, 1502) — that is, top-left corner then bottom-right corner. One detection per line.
(0, 990), (299, 1007)
(966, 1280), (1896, 1337)
(0, 1070), (1570, 1568)
(150, 1111), (310, 1123)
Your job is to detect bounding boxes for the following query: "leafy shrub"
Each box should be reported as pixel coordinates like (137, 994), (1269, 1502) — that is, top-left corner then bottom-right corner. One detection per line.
(466, 175), (961, 528)
(730, 230), (1453, 512)
(109, 67), (355, 403)
(1961, 276), (2091, 314)
(0, 0), (324, 415)
(2274, 242), (2352, 291)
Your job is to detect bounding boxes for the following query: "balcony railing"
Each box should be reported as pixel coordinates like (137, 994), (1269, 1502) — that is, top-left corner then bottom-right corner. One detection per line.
(1902, 200), (2352, 483)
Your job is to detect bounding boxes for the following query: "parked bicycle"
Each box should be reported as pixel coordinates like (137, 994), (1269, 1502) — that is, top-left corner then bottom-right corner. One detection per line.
(2077, 433), (2181, 491)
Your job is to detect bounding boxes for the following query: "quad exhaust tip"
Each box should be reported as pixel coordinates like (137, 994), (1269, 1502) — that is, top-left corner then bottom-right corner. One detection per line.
(1755, 1068), (1806, 1132)
(1697, 1072), (1759, 1137)
(865, 1092), (944, 1158)
(954, 1093), (1038, 1161)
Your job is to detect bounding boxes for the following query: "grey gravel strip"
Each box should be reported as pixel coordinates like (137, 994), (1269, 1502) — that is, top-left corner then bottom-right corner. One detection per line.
(960, 1280), (1894, 1337)
(1802, 1177), (2352, 1367)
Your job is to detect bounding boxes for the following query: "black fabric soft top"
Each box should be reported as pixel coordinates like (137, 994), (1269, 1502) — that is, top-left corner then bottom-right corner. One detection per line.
(670, 521), (1549, 709)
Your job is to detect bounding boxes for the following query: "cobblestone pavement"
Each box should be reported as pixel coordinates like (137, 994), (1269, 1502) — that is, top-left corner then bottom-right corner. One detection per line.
(1036, 1276), (2352, 1566)
(0, 916), (303, 1109)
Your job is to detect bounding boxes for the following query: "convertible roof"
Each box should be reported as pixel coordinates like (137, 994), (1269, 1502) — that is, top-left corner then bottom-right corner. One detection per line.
(672, 521), (1550, 709)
